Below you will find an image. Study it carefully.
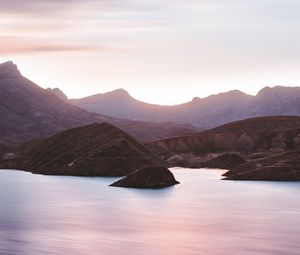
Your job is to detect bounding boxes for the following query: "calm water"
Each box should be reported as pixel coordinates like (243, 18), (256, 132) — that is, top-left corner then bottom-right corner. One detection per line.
(0, 168), (299, 255)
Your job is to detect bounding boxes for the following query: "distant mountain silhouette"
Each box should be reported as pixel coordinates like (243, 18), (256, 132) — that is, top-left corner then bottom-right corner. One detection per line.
(0, 61), (196, 144)
(70, 86), (300, 129)
(70, 88), (176, 121)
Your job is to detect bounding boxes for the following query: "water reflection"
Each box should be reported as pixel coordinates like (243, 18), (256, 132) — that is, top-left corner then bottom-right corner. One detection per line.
(0, 169), (299, 255)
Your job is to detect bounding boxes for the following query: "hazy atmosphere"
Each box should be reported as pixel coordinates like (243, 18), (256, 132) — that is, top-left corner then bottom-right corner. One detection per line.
(1, 0), (300, 104)
(1, 1), (300, 255)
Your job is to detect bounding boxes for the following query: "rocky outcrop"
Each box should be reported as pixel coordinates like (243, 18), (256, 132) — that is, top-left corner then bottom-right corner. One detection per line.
(110, 166), (180, 188)
(17, 123), (164, 176)
(47, 87), (68, 101)
(198, 153), (246, 169)
(223, 150), (300, 181)
(166, 154), (193, 167)
(0, 61), (21, 78)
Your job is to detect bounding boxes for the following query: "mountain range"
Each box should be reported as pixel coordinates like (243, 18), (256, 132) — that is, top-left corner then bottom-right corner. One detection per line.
(0, 61), (196, 145)
(70, 86), (300, 129)
(1, 60), (300, 181)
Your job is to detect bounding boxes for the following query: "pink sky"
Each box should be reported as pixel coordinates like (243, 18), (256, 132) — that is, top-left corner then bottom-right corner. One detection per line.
(1, 0), (300, 104)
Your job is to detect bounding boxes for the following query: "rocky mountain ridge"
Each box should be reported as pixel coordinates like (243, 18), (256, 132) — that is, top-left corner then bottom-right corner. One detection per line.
(70, 86), (300, 129)
(0, 61), (196, 144)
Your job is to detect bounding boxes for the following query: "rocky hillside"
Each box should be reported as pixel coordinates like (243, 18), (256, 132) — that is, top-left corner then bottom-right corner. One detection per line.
(148, 116), (300, 181)
(1, 123), (164, 176)
(0, 61), (108, 144)
(0, 61), (196, 144)
(47, 87), (68, 101)
(70, 86), (300, 129)
(223, 150), (300, 181)
(149, 116), (300, 156)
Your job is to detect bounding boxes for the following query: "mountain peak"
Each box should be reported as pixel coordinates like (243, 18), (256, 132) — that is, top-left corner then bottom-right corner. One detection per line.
(257, 86), (300, 99)
(257, 86), (271, 95)
(214, 89), (247, 98)
(227, 89), (246, 95)
(192, 89), (247, 102)
(0, 61), (22, 79)
(192, 96), (201, 102)
(108, 88), (130, 97)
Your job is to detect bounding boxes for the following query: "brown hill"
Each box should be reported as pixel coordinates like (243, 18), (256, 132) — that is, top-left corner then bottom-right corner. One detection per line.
(149, 116), (300, 156)
(223, 150), (300, 181)
(147, 116), (300, 181)
(8, 123), (163, 176)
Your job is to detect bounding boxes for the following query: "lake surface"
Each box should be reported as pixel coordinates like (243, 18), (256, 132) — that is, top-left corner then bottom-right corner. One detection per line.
(0, 168), (299, 255)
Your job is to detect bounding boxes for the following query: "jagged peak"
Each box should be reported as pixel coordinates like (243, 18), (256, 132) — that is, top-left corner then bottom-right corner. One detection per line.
(257, 85), (300, 96)
(0, 61), (22, 78)
(193, 89), (247, 102)
(47, 87), (68, 100)
(0, 61), (15, 67)
(216, 89), (247, 97)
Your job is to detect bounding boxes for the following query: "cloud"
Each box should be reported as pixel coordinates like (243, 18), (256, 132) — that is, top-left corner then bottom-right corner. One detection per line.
(1, 0), (300, 104)
(0, 0), (163, 14)
(0, 0), (168, 54)
(1, 0), (300, 61)
(0, 0), (91, 12)
(0, 36), (113, 55)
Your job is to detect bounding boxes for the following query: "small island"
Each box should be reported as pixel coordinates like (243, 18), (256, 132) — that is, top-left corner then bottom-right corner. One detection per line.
(110, 166), (180, 189)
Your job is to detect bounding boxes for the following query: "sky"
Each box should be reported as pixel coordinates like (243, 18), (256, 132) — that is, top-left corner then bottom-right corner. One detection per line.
(1, 0), (300, 105)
